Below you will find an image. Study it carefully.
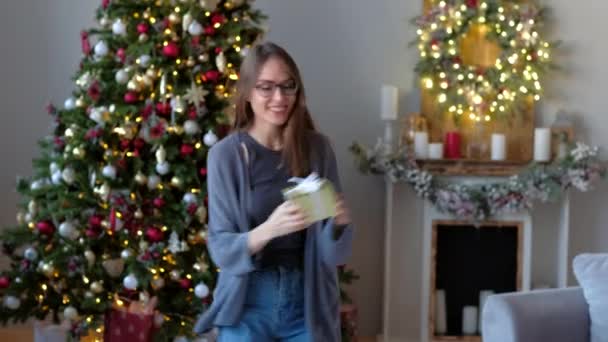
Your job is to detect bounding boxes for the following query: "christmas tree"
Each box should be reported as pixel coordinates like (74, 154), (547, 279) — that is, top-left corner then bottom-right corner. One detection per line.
(0, 0), (265, 339)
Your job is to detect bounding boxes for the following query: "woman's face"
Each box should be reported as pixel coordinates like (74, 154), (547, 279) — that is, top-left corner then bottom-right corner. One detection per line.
(249, 56), (298, 128)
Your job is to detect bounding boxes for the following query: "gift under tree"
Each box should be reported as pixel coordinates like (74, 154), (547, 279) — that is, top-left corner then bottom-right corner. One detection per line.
(0, 0), (265, 340)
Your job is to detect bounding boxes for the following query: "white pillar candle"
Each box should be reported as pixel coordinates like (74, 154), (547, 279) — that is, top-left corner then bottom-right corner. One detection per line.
(435, 290), (447, 335)
(381, 84), (399, 120)
(428, 143), (444, 160)
(534, 128), (551, 161)
(478, 290), (494, 333)
(491, 134), (506, 161)
(462, 306), (478, 335)
(414, 132), (429, 159)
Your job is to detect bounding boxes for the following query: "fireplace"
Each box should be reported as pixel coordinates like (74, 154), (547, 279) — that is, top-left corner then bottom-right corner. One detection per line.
(429, 221), (523, 341)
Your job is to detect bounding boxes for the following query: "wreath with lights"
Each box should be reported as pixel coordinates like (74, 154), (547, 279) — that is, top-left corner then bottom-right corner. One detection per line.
(414, 0), (556, 122)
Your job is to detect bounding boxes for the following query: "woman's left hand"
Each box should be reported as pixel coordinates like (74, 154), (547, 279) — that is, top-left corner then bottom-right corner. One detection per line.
(334, 195), (351, 226)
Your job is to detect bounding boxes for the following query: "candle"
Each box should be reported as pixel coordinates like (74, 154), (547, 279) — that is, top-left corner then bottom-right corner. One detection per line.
(491, 134), (506, 161)
(381, 84), (399, 120)
(534, 128), (551, 161)
(462, 306), (478, 335)
(435, 290), (447, 335)
(429, 143), (444, 159)
(414, 132), (429, 159)
(444, 131), (461, 159)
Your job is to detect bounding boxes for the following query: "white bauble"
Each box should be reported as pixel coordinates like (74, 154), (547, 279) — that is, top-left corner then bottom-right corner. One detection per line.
(188, 21), (203, 36)
(139, 54), (151, 67)
(156, 161), (170, 175)
(115, 69), (129, 84)
(30, 180), (43, 190)
(203, 130), (218, 146)
(52, 171), (63, 185)
(123, 274), (138, 290)
(24, 247), (38, 261)
(50, 162), (60, 174)
(63, 306), (78, 320)
(84, 250), (96, 266)
(194, 283), (209, 298)
(94, 41), (109, 57)
(62, 168), (76, 184)
(183, 193), (197, 204)
(24, 213), (33, 222)
(183, 120), (200, 135)
(216, 52), (226, 73)
(102, 165), (117, 180)
(64, 97), (76, 110)
(182, 13), (194, 32)
(151, 277), (165, 289)
(155, 145), (166, 163)
(89, 107), (105, 125)
(120, 249), (133, 259)
(147, 175), (161, 190)
(112, 19), (127, 36)
(59, 221), (77, 240)
(28, 200), (37, 214)
(3, 296), (20, 310)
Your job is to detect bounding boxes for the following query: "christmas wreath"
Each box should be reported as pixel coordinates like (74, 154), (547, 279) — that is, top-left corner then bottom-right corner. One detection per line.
(414, 0), (556, 121)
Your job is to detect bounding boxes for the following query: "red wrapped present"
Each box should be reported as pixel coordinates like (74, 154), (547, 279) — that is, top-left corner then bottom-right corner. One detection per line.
(104, 295), (158, 342)
(340, 303), (359, 342)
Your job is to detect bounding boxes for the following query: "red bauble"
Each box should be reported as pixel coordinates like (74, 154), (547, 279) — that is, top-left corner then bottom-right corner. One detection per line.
(120, 139), (131, 150)
(156, 102), (172, 116)
(204, 70), (220, 82)
(116, 48), (127, 63)
(81, 31), (91, 55)
(214, 47), (222, 54)
(137, 23), (149, 34)
(0, 276), (10, 289)
(153, 197), (165, 208)
(162, 42), (180, 58)
(188, 108), (198, 119)
(124, 92), (138, 104)
(102, 0), (111, 9)
(204, 26), (215, 35)
(133, 138), (145, 150)
(145, 227), (164, 243)
(465, 0), (478, 8)
(88, 82), (101, 102)
(37, 221), (55, 235)
(187, 203), (198, 215)
(180, 144), (194, 156)
(211, 14), (225, 26)
(89, 215), (103, 227)
(179, 278), (192, 289)
(199, 168), (207, 176)
(86, 228), (101, 238)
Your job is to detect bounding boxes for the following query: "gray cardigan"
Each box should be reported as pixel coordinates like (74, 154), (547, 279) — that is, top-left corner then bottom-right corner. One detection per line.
(193, 130), (354, 341)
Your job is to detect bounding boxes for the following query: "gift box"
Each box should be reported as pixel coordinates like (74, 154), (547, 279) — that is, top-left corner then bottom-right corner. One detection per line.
(340, 303), (359, 342)
(104, 295), (158, 342)
(282, 172), (337, 223)
(34, 320), (70, 342)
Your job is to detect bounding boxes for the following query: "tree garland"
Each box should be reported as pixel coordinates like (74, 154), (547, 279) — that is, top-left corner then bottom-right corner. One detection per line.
(414, 0), (556, 121)
(350, 141), (606, 221)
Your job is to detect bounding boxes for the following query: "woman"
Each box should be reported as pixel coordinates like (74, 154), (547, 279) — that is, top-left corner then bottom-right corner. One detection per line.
(194, 41), (354, 342)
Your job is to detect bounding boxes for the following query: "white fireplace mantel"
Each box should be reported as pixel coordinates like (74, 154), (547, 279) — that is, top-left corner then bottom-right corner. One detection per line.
(380, 176), (571, 342)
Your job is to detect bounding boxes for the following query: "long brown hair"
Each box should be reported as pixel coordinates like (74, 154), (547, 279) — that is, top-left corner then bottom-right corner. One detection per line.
(232, 41), (316, 177)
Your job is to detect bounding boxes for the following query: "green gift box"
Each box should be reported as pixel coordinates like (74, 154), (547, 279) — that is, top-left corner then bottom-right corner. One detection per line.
(282, 173), (338, 223)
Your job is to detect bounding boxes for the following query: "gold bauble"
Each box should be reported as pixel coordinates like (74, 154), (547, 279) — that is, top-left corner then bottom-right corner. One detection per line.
(198, 229), (207, 240)
(64, 128), (75, 138)
(127, 80), (143, 92)
(28, 200), (37, 214)
(198, 54), (209, 62)
(153, 208), (161, 217)
(141, 75), (153, 87)
(139, 34), (149, 43)
(186, 57), (196, 67)
(135, 209), (144, 219)
(169, 13), (181, 24)
(72, 146), (85, 158)
(100, 16), (111, 27)
(146, 67), (157, 79)
(101, 220), (109, 229)
(151, 276), (165, 290)
(75, 97), (86, 108)
(139, 241), (149, 251)
(16, 211), (26, 225)
(169, 270), (181, 281)
(196, 206), (207, 223)
(135, 172), (147, 185)
(170, 176), (183, 188)
(42, 263), (55, 278)
(90, 281), (104, 294)
(84, 250), (96, 266)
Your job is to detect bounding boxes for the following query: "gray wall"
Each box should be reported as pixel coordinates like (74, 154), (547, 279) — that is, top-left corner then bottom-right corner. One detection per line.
(1, 0), (607, 337)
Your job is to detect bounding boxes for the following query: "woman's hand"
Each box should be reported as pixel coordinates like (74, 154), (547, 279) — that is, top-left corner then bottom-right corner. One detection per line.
(334, 194), (351, 226)
(248, 201), (310, 254)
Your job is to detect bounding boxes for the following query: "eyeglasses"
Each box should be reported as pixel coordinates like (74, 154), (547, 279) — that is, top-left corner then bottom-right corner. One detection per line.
(254, 81), (298, 98)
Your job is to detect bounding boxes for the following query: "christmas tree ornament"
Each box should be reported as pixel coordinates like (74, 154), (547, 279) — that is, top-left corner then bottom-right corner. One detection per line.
(135, 172), (147, 185)
(137, 22), (149, 34)
(156, 161), (170, 175)
(123, 274), (138, 290)
(112, 19), (127, 36)
(194, 282), (209, 298)
(59, 221), (78, 240)
(196, 206), (207, 223)
(102, 259), (125, 278)
(16, 212), (25, 225)
(76, 72), (93, 88)
(179, 278), (192, 289)
(28, 200), (37, 214)
(154, 313), (165, 328)
(61, 167), (76, 184)
(24, 247), (38, 261)
(203, 130), (218, 146)
(138, 54), (152, 67)
(84, 250), (96, 266)
(75, 97), (86, 108)
(151, 276), (165, 290)
(145, 227), (164, 242)
(63, 306), (78, 321)
(49, 162), (60, 174)
(170, 270), (181, 281)
(216, 52), (227, 73)
(198, 53), (209, 62)
(183, 120), (200, 135)
(162, 42), (181, 58)
(94, 41), (109, 57)
(120, 249), (132, 259)
(188, 21), (203, 36)
(64, 97), (76, 110)
(84, 291), (94, 299)
(169, 12), (182, 24)
(41, 263), (56, 277)
(155, 145), (167, 163)
(99, 16), (111, 27)
(102, 165), (117, 180)
(90, 281), (104, 293)
(3, 296), (21, 310)
(0, 276), (10, 289)
(200, 0), (220, 11)
(184, 82), (208, 105)
(170, 176), (183, 188)
(115, 69), (129, 84)
(139, 241), (149, 251)
(37, 221), (55, 236)
(182, 12), (194, 32)
(138, 33), (149, 43)
(153, 197), (166, 208)
(183, 193), (197, 204)
(134, 208), (144, 219)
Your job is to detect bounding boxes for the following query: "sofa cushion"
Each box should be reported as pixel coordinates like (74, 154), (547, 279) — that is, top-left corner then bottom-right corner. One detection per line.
(573, 254), (608, 342)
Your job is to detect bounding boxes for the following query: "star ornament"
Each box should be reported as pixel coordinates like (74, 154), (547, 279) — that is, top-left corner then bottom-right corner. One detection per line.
(184, 82), (208, 105)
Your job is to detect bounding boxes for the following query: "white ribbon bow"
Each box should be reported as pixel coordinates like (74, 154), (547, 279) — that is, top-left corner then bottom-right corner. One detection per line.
(285, 172), (323, 195)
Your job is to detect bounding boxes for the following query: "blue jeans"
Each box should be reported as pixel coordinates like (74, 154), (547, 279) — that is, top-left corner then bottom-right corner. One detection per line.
(218, 266), (310, 342)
